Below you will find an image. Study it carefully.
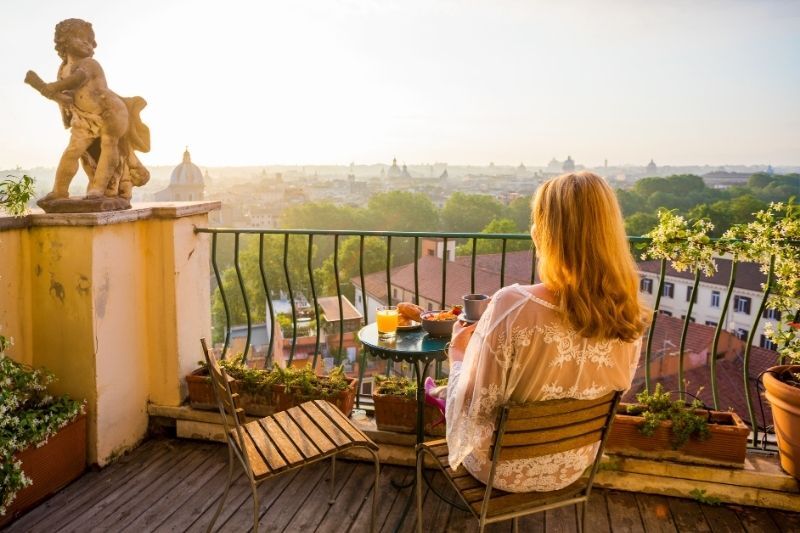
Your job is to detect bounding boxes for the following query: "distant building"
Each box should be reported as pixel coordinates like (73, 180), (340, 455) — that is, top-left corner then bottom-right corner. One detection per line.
(387, 158), (402, 179)
(154, 148), (205, 201)
(562, 156), (575, 173)
(646, 159), (657, 175)
(401, 163), (412, 178)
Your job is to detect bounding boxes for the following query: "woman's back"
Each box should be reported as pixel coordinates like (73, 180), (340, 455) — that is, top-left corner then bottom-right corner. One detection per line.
(445, 284), (641, 492)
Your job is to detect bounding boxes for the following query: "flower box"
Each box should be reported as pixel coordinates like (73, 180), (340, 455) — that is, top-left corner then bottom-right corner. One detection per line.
(372, 392), (445, 436)
(275, 378), (357, 417)
(186, 367), (278, 417)
(1, 413), (87, 527)
(185, 367), (222, 411)
(606, 404), (749, 467)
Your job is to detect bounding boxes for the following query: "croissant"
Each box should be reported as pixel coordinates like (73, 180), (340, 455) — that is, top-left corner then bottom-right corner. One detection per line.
(397, 302), (424, 322)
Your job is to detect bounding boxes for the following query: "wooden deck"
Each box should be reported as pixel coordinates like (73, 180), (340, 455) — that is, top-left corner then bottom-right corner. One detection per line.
(4, 438), (799, 533)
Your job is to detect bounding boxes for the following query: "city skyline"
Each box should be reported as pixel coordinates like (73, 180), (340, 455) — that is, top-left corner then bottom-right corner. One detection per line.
(1, 0), (798, 169)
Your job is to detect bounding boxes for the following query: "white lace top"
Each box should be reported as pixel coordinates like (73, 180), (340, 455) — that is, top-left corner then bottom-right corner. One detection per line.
(445, 284), (641, 493)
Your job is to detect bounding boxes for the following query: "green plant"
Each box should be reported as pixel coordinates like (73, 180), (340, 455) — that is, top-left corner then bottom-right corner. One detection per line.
(627, 383), (710, 450)
(643, 209), (717, 276)
(689, 488), (721, 506)
(722, 201), (800, 363)
(0, 336), (85, 516)
(373, 374), (447, 398)
(0, 175), (35, 217)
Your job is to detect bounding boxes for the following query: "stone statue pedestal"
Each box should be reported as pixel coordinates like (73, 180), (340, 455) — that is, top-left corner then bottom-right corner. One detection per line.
(0, 201), (220, 465)
(37, 196), (131, 213)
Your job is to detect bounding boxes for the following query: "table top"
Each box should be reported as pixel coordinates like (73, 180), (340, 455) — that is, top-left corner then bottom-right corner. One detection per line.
(358, 323), (449, 362)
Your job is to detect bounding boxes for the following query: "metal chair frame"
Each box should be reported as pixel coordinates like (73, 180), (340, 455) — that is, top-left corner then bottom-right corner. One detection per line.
(416, 391), (621, 533)
(201, 338), (380, 532)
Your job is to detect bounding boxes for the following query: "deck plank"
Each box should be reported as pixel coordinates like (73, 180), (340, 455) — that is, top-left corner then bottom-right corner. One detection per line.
(636, 493), (678, 533)
(700, 505), (747, 533)
(4, 437), (800, 533)
(605, 490), (645, 533)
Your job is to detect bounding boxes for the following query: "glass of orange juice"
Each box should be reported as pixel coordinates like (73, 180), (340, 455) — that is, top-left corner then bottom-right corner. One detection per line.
(376, 305), (399, 339)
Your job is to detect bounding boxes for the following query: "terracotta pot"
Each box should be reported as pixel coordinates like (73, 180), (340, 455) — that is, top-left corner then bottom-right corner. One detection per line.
(372, 392), (445, 436)
(185, 367), (221, 411)
(275, 378), (357, 417)
(238, 388), (278, 417)
(763, 365), (800, 479)
(1, 413), (87, 527)
(606, 404), (749, 467)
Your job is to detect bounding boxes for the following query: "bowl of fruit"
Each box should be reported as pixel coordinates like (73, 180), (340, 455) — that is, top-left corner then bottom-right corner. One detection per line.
(421, 305), (462, 337)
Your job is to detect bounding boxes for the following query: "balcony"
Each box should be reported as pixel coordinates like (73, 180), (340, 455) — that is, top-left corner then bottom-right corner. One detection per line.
(1, 205), (798, 531)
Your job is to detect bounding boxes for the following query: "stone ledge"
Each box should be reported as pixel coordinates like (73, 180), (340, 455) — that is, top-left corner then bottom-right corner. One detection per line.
(0, 201), (220, 230)
(150, 403), (800, 511)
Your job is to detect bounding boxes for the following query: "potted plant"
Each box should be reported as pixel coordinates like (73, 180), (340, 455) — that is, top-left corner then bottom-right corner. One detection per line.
(273, 364), (357, 417)
(372, 374), (447, 436)
(726, 201), (800, 478)
(606, 384), (749, 466)
(189, 355), (277, 416)
(0, 336), (86, 526)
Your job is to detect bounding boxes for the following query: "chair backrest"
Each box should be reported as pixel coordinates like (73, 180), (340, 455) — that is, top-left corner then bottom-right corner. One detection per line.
(486, 391), (621, 494)
(200, 338), (247, 438)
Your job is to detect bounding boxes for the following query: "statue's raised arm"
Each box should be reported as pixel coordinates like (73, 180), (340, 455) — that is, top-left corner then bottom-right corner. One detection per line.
(24, 18), (150, 213)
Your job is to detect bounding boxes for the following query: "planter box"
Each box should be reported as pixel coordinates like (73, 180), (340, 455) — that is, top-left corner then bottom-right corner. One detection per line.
(373, 392), (445, 436)
(186, 368), (277, 417)
(275, 378), (357, 417)
(1, 413), (87, 527)
(606, 404), (749, 467)
(185, 367), (223, 411)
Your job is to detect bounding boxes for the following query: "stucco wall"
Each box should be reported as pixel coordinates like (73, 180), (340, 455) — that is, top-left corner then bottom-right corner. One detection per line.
(0, 202), (219, 465)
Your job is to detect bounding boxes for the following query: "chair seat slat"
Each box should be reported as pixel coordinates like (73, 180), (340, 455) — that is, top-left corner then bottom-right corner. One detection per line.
(300, 401), (352, 449)
(258, 417), (305, 465)
(243, 421), (287, 473)
(235, 427), (271, 478)
(288, 405), (338, 454)
(273, 409), (322, 460)
(475, 480), (588, 517)
(314, 400), (375, 448)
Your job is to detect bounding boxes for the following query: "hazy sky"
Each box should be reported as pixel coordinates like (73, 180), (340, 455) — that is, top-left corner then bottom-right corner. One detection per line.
(1, 0), (798, 169)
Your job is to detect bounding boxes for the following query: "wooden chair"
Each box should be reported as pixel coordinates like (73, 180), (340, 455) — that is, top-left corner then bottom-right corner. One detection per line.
(200, 338), (380, 532)
(415, 391), (620, 533)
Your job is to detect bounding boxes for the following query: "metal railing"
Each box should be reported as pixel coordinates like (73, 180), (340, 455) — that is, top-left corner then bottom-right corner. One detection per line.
(197, 227), (786, 448)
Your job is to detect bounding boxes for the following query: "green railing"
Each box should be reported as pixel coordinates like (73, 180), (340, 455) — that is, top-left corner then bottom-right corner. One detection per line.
(197, 227), (784, 448)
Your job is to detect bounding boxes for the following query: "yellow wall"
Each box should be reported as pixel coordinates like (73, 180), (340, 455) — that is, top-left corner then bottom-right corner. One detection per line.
(0, 202), (218, 465)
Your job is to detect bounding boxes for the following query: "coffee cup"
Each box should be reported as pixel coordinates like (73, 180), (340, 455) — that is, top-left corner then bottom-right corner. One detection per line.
(462, 294), (490, 322)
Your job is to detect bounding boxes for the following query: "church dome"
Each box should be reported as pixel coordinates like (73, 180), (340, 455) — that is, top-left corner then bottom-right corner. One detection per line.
(170, 148), (204, 185)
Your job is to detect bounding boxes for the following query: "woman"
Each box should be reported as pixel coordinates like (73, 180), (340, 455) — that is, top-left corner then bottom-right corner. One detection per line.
(443, 171), (647, 493)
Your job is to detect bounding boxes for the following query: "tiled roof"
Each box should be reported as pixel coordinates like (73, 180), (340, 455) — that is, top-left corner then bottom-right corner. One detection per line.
(638, 258), (766, 292)
(352, 251), (538, 305)
(626, 315), (781, 430)
(317, 296), (363, 321)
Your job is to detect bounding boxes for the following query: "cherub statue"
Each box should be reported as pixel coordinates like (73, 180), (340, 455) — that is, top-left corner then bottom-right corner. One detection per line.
(25, 18), (150, 209)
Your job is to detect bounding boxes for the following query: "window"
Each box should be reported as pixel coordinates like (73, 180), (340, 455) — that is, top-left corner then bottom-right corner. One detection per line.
(360, 380), (373, 396)
(735, 328), (749, 341)
(705, 320), (718, 327)
(639, 278), (653, 294)
(392, 288), (398, 300)
(760, 335), (778, 350)
(662, 282), (674, 298)
(763, 308), (781, 320)
(686, 286), (696, 303)
(710, 291), (721, 308)
(659, 310), (672, 317)
(427, 302), (434, 311)
(734, 295), (752, 315)
(427, 249), (435, 256)
(680, 315), (696, 323)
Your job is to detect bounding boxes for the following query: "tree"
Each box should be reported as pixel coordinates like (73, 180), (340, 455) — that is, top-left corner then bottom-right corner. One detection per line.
(365, 191), (439, 231)
(314, 236), (388, 299)
(456, 218), (531, 255)
(625, 212), (659, 237)
(615, 189), (646, 217)
(441, 193), (506, 232)
(507, 195), (532, 233)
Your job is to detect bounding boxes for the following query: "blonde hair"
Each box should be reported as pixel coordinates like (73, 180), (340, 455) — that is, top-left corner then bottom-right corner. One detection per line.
(532, 171), (646, 342)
